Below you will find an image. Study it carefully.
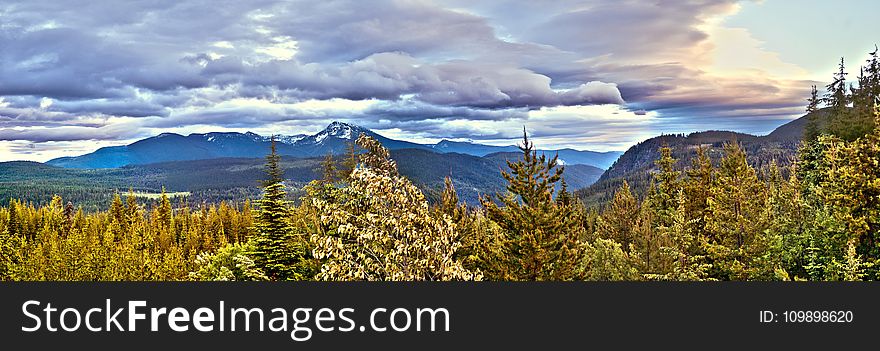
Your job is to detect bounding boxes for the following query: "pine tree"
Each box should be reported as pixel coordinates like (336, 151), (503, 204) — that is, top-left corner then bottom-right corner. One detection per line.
(319, 153), (337, 184)
(864, 46), (880, 107)
(648, 146), (680, 229)
(337, 141), (359, 180)
(598, 180), (640, 251)
(479, 129), (583, 280)
(805, 85), (822, 140)
(125, 188), (138, 224)
(632, 192), (662, 275)
(704, 142), (772, 280)
(654, 190), (706, 280)
(825, 57), (849, 111)
(157, 187), (173, 231)
(823, 57), (864, 140)
(62, 202), (74, 235)
(556, 178), (576, 208)
(110, 192), (125, 225)
(758, 161), (803, 280)
(682, 146), (713, 242)
(812, 107), (880, 278)
(7, 199), (20, 237)
(249, 137), (310, 281)
(438, 176), (465, 222)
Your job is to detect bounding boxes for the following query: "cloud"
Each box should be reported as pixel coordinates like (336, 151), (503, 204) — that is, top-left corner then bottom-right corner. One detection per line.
(0, 0), (834, 154)
(0, 123), (144, 142)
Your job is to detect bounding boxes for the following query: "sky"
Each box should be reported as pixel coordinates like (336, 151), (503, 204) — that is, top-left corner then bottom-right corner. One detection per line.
(1, 0), (878, 162)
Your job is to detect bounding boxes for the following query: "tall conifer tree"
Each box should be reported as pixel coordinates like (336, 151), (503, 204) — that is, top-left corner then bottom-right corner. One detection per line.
(480, 129), (582, 280)
(250, 137), (310, 281)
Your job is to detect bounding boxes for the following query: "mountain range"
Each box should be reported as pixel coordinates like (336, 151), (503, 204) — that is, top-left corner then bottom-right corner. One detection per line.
(2, 111), (818, 211)
(47, 121), (622, 170)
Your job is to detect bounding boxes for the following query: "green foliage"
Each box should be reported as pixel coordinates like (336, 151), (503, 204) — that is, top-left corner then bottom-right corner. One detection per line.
(249, 137), (313, 281)
(805, 85), (822, 140)
(578, 238), (640, 281)
(191, 242), (267, 281)
(479, 130), (584, 281)
(598, 181), (640, 250)
(704, 142), (776, 280)
(319, 153), (338, 184)
(337, 141), (359, 180)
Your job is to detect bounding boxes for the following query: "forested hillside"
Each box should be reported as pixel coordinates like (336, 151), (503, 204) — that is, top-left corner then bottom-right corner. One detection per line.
(577, 111), (829, 206)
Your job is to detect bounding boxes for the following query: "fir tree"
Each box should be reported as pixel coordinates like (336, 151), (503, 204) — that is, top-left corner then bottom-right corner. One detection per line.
(337, 141), (359, 180)
(157, 187), (173, 231)
(825, 57), (849, 111)
(62, 202), (74, 235)
(438, 176), (465, 222)
(110, 192), (125, 225)
(7, 199), (20, 237)
(249, 137), (310, 281)
(480, 129), (583, 280)
(319, 153), (337, 184)
(704, 142), (773, 280)
(647, 146), (680, 229)
(652, 190), (706, 280)
(598, 180), (640, 251)
(805, 85), (822, 140)
(682, 146), (713, 242)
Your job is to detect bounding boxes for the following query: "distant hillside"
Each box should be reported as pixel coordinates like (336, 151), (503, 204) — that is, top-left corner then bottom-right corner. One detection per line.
(576, 110), (828, 207)
(3, 146), (604, 210)
(430, 140), (520, 156)
(482, 152), (604, 188)
(398, 150), (603, 203)
(47, 121), (620, 169)
(765, 109), (831, 143)
(431, 140), (622, 169)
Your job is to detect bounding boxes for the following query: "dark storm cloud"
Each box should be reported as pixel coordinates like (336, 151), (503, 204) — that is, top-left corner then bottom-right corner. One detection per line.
(47, 99), (171, 118)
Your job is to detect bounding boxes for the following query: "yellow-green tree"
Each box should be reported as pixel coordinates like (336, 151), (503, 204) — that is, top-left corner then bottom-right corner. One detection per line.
(704, 142), (777, 280)
(480, 130), (583, 281)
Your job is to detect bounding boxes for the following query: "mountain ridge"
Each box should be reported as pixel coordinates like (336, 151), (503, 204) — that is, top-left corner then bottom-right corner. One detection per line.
(576, 110), (823, 206)
(46, 121), (621, 169)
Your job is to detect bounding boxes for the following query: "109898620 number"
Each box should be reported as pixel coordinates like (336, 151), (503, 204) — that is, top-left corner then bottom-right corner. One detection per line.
(760, 310), (854, 323)
(784, 310), (853, 323)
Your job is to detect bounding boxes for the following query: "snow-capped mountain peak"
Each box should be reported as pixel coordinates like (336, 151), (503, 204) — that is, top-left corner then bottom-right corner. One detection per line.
(306, 121), (366, 145)
(326, 121), (359, 138)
